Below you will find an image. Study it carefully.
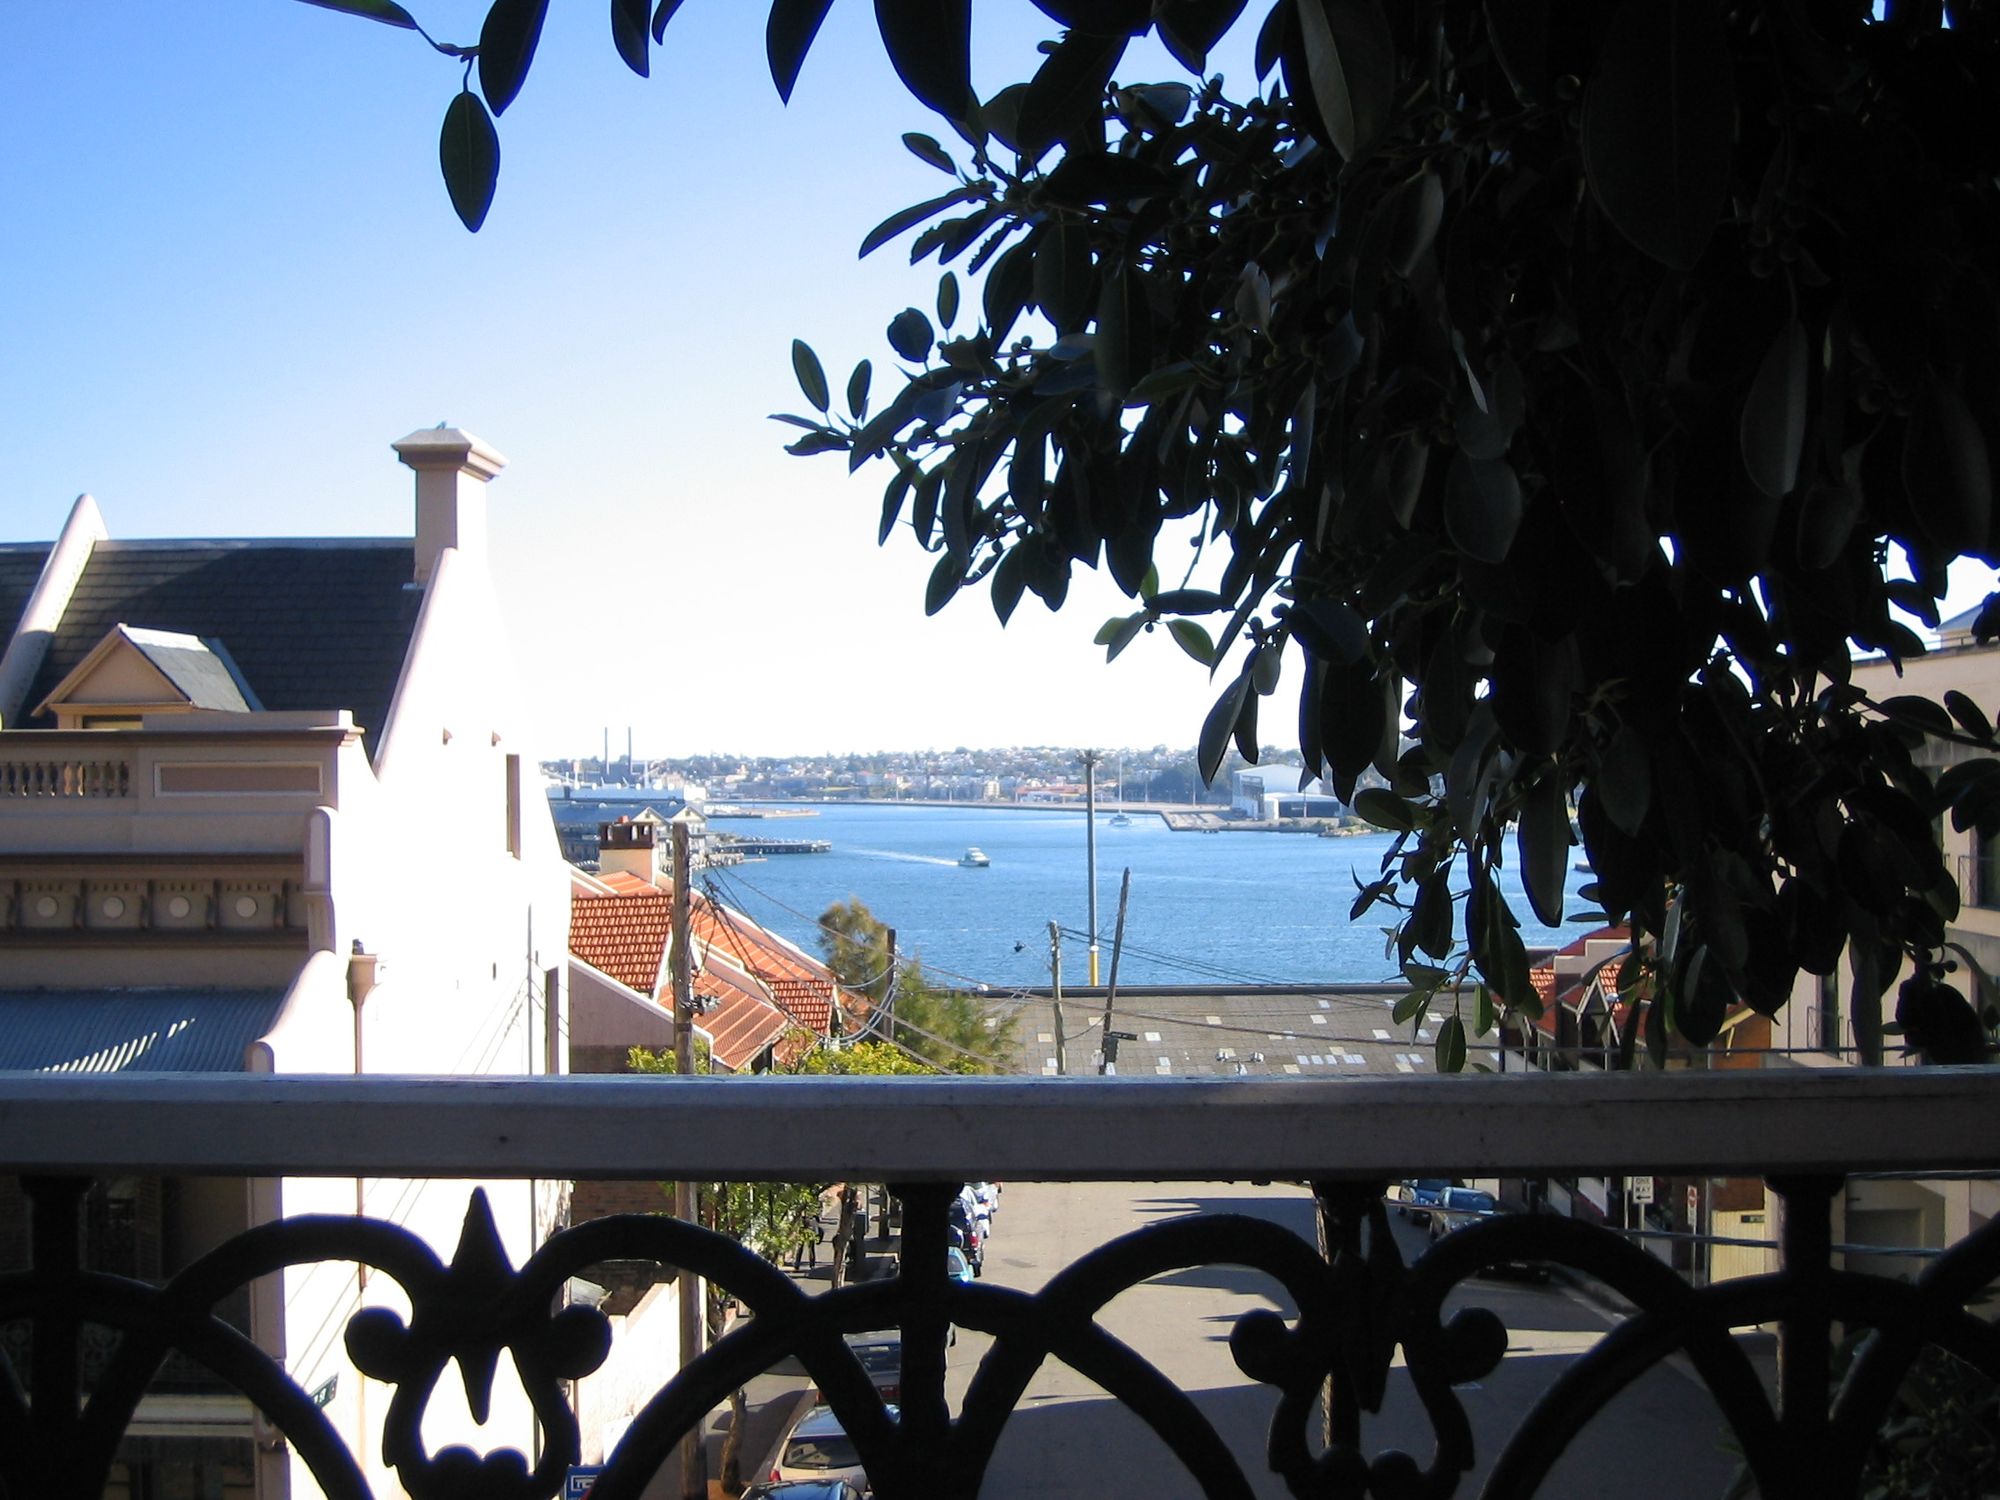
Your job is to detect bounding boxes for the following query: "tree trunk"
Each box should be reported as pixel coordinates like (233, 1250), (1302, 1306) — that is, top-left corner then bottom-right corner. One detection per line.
(718, 1385), (748, 1494)
(829, 1184), (858, 1290)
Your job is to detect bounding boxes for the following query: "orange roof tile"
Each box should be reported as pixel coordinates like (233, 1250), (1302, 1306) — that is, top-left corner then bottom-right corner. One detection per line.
(570, 888), (671, 993)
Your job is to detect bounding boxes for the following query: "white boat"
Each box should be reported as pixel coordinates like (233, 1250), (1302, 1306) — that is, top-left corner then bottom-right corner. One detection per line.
(959, 847), (991, 867)
(1109, 811), (1133, 827)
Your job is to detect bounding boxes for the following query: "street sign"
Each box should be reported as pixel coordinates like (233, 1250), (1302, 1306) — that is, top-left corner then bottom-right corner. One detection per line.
(1106, 1030), (1138, 1041)
(1686, 1185), (1700, 1221)
(1628, 1176), (1654, 1205)
(565, 1467), (603, 1499)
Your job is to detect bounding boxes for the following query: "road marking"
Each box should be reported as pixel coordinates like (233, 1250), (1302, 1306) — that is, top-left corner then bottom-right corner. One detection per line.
(1310, 1014), (1327, 1025)
(1143, 1031), (1161, 1042)
(1373, 1028), (1391, 1040)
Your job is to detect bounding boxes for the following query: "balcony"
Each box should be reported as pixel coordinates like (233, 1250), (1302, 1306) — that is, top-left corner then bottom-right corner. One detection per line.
(1, 1068), (1996, 1498)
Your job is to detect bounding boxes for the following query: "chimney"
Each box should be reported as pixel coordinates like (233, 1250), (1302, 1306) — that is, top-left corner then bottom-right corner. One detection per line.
(598, 818), (667, 885)
(392, 426), (508, 586)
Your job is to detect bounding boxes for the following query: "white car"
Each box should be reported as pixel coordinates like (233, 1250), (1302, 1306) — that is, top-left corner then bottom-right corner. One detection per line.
(769, 1405), (895, 1492)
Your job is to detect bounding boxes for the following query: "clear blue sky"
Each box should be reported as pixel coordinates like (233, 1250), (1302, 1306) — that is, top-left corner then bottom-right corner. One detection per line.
(2, 6), (1988, 761)
(0, 2), (1261, 760)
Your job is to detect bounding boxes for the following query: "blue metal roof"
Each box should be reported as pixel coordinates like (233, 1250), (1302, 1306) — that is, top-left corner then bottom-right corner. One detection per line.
(0, 989), (288, 1073)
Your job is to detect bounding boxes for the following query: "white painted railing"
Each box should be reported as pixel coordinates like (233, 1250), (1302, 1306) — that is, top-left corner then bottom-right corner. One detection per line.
(2, 1067), (1994, 1180)
(0, 756), (130, 798)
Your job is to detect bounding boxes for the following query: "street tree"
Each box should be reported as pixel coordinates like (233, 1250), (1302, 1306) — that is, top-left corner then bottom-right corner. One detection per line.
(311, 0), (2000, 1065)
(817, 897), (1020, 1072)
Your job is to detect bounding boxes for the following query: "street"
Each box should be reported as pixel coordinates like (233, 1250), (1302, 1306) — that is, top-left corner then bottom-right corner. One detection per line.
(938, 1182), (1756, 1498)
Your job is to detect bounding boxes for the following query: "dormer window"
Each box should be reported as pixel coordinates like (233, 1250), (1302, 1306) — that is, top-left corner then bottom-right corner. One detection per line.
(34, 625), (260, 730)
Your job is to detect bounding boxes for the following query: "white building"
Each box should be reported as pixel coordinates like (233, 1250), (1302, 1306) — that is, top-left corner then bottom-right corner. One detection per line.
(0, 427), (572, 1498)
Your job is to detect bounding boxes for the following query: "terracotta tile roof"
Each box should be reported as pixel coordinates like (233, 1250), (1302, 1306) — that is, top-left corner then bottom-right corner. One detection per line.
(569, 888), (671, 994)
(570, 875), (868, 1045)
(693, 971), (790, 1073)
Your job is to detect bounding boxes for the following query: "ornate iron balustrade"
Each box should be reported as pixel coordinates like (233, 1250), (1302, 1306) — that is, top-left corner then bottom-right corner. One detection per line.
(0, 1069), (1996, 1499)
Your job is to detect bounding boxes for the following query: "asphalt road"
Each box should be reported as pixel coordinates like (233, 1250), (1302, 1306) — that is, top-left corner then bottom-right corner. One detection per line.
(944, 1181), (1757, 1499)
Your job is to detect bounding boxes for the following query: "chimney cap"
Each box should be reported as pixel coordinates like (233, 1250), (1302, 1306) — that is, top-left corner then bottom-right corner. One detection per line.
(391, 426), (507, 481)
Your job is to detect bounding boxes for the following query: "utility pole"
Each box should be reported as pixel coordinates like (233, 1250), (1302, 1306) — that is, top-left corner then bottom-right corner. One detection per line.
(1048, 920), (1067, 1075)
(669, 822), (705, 1500)
(884, 926), (898, 1045)
(1097, 869), (1131, 1074)
(1080, 749), (1102, 984)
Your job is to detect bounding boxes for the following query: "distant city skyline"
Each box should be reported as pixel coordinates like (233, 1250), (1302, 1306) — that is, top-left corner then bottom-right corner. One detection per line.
(3, 9), (1991, 761)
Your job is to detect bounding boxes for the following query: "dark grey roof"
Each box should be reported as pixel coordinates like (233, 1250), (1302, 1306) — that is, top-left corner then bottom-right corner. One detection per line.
(17, 540), (420, 761)
(0, 988), (289, 1073)
(0, 544), (53, 644)
(123, 629), (258, 712)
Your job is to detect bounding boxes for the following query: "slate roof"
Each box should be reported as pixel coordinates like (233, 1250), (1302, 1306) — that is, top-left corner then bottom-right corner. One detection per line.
(121, 627), (257, 711)
(13, 540), (420, 761)
(0, 545), (52, 643)
(0, 988), (287, 1073)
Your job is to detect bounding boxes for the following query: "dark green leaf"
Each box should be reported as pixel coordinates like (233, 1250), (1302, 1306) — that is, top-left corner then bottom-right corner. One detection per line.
(1435, 1013), (1467, 1073)
(1945, 691), (1993, 743)
(1596, 725), (1650, 837)
(1581, 0), (1733, 269)
(650, 0), (686, 43)
(1151, 588), (1225, 614)
(1740, 320), (1808, 498)
(439, 90), (500, 232)
(1518, 771), (1571, 926)
(984, 240), (1036, 344)
(991, 545), (1028, 624)
(1880, 695), (1956, 739)
(1386, 169), (1444, 278)
(878, 465), (911, 543)
(1032, 219), (1093, 334)
(859, 189), (977, 259)
(1197, 672), (1253, 785)
(1391, 987), (1431, 1025)
(1128, 362), (1203, 403)
(1903, 373), (1994, 555)
(1475, 984), (1496, 1037)
(1095, 611), (1148, 661)
(1293, 0), (1397, 162)
(1157, 0), (1248, 72)
(791, 340), (830, 412)
(1233, 681), (1260, 761)
(873, 0), (974, 121)
(1352, 787), (1414, 832)
(1444, 452), (1523, 563)
(846, 360), (872, 421)
(295, 0), (417, 29)
(478, 0), (550, 116)
(612, 0), (650, 76)
(1484, 0), (1547, 104)
(767, 0), (835, 101)
(903, 132), (958, 173)
(937, 272), (959, 329)
(924, 551), (962, 615)
(1019, 27), (1127, 157)
(1168, 619), (1214, 666)
(888, 308), (935, 363)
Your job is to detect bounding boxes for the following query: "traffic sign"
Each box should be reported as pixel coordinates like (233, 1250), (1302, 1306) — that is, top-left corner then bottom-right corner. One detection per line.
(1106, 1029), (1138, 1041)
(565, 1467), (603, 1499)
(1628, 1176), (1654, 1205)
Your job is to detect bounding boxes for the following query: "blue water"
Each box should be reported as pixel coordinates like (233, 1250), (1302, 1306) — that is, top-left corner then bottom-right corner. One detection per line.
(699, 804), (1591, 991)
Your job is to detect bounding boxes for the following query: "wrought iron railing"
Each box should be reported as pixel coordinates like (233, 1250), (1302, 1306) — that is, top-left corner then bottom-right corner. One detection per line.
(1, 1069), (1996, 1499)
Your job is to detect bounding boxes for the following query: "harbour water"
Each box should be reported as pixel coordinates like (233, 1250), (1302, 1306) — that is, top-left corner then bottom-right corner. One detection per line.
(701, 804), (1593, 992)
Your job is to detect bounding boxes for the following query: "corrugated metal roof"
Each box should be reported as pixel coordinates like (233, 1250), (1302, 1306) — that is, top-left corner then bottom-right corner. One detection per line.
(0, 989), (287, 1073)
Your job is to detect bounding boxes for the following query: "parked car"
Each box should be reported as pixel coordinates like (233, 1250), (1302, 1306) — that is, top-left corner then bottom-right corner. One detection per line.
(947, 1195), (984, 1276)
(741, 1482), (863, 1500)
(1396, 1178), (1451, 1220)
(1426, 1187), (1497, 1241)
(843, 1331), (901, 1406)
(769, 1404), (896, 1491)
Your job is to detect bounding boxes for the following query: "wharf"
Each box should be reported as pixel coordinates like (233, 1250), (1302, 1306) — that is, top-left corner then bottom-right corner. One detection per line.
(723, 837), (830, 856)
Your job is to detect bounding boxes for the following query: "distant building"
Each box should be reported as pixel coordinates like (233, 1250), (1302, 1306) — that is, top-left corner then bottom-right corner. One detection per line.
(1231, 767), (1345, 819)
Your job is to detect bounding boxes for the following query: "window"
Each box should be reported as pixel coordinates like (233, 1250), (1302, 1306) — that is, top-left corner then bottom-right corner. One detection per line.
(1974, 830), (2000, 911)
(1817, 970), (1843, 1057)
